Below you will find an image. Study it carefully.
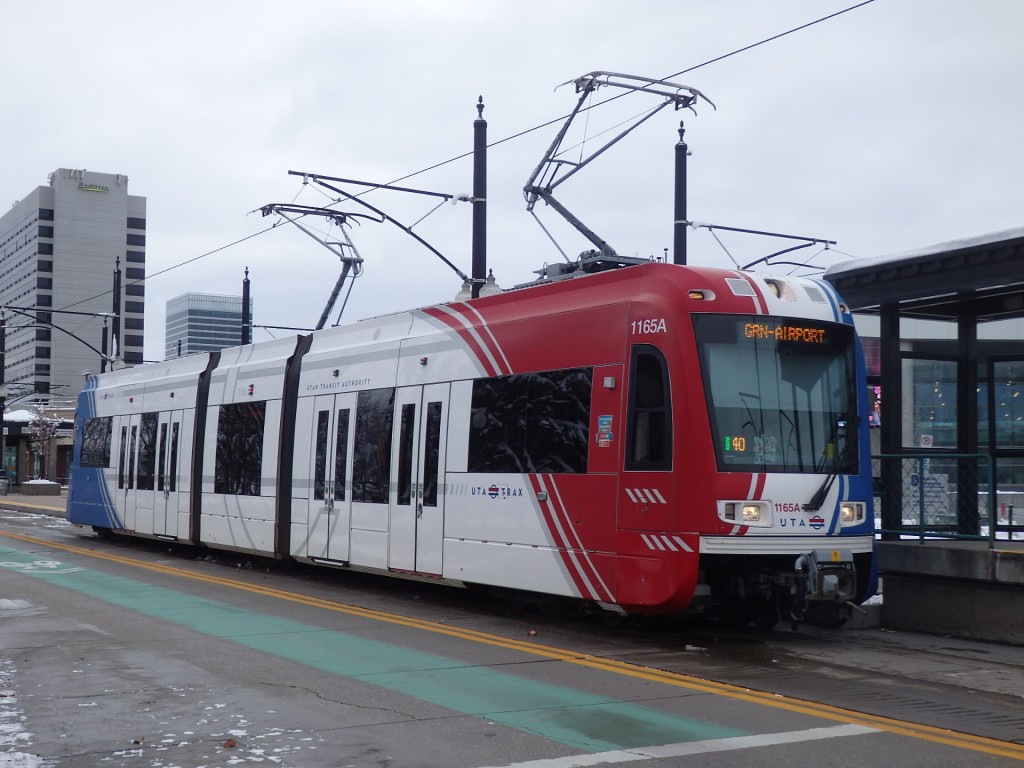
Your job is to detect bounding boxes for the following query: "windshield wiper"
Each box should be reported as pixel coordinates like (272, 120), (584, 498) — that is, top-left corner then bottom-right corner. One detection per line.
(803, 416), (857, 512)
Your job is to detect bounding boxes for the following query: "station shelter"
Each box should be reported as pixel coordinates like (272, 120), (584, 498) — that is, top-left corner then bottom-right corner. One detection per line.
(824, 226), (1024, 539)
(0, 407), (74, 489)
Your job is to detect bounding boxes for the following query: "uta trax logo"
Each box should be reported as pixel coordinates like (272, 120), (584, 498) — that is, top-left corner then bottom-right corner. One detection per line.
(471, 484), (524, 500)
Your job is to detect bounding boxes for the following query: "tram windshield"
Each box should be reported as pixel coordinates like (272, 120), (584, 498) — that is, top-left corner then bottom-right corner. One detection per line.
(693, 313), (859, 474)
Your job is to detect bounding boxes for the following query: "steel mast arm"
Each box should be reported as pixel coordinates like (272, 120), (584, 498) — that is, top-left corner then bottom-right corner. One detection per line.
(288, 171), (471, 284)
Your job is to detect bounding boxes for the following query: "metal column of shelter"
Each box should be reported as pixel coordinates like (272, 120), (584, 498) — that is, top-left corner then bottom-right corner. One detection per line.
(824, 227), (1024, 539)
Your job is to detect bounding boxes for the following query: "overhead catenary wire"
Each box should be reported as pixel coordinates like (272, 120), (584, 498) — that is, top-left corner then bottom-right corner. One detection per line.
(51, 0), (876, 318)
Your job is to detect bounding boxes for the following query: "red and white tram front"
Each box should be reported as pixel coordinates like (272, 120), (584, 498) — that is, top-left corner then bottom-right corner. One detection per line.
(689, 312), (875, 627)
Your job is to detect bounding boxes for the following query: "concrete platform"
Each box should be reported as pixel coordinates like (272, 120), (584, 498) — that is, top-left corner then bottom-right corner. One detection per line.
(878, 540), (1024, 644)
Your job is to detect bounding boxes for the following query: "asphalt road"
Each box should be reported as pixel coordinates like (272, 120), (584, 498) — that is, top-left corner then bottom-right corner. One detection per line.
(1, 503), (1022, 767)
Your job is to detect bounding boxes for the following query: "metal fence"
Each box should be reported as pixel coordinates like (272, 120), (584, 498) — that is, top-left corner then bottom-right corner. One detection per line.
(870, 453), (1024, 546)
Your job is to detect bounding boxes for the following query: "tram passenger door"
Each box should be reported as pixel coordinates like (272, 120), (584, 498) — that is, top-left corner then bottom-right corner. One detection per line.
(154, 411), (185, 538)
(115, 416), (139, 531)
(389, 384), (448, 575)
(306, 393), (355, 562)
(117, 413), (158, 533)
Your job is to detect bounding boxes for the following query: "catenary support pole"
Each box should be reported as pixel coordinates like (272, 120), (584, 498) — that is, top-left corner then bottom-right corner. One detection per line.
(241, 267), (251, 345)
(471, 96), (487, 298)
(674, 121), (688, 265)
(112, 257), (122, 364)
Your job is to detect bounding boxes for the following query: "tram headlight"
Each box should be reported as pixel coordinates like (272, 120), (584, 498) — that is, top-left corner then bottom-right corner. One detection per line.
(840, 502), (866, 526)
(718, 500), (772, 527)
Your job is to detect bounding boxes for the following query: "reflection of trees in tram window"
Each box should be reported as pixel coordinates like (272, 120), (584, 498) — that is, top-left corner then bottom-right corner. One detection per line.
(80, 416), (112, 467)
(352, 388), (395, 504)
(468, 368), (592, 474)
(214, 401), (266, 496)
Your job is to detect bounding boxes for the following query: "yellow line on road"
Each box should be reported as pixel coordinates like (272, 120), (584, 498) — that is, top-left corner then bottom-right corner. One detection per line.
(4, 528), (1023, 762)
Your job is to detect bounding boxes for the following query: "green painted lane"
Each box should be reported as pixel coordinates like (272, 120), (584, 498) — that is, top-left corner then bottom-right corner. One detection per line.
(0, 545), (747, 752)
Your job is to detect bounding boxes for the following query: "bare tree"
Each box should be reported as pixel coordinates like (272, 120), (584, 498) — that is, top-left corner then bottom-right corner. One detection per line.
(27, 407), (60, 480)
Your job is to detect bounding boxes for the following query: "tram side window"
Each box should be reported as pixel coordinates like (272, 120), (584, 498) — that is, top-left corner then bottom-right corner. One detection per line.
(80, 416), (112, 467)
(118, 426), (128, 489)
(468, 368), (592, 474)
(313, 410), (330, 501)
(397, 403), (416, 505)
(168, 423), (179, 493)
(127, 426), (137, 490)
(626, 346), (672, 471)
(157, 423), (168, 491)
(422, 401), (442, 506)
(136, 413), (158, 491)
(214, 401), (266, 496)
(352, 388), (395, 504)
(334, 409), (349, 501)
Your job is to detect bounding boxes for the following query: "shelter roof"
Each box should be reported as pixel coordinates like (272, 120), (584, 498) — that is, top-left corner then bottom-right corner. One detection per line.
(823, 226), (1024, 321)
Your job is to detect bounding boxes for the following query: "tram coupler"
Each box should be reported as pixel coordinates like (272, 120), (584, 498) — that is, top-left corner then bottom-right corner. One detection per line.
(789, 549), (857, 629)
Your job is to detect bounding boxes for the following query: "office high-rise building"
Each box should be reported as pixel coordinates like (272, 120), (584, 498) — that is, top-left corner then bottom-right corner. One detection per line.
(0, 168), (145, 397)
(165, 293), (251, 358)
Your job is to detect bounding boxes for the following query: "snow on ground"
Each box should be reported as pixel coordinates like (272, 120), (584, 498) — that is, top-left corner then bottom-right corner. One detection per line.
(0, 659), (53, 768)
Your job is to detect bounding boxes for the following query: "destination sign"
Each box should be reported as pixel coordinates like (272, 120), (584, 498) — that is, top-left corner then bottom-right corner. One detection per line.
(743, 322), (826, 344)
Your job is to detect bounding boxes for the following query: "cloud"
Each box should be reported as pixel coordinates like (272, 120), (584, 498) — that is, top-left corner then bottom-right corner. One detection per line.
(2, 0), (1021, 361)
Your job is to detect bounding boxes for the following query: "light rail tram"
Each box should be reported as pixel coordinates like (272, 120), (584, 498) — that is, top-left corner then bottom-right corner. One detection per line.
(68, 261), (876, 629)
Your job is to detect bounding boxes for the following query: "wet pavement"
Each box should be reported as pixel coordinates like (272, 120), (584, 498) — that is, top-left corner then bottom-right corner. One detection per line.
(1, 493), (1022, 766)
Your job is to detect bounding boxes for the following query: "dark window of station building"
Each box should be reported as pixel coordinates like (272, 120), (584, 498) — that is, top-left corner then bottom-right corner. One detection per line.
(38, 260), (53, 272)
(468, 368), (592, 474)
(123, 350), (143, 365)
(126, 250), (145, 263)
(80, 416), (113, 468)
(125, 267), (145, 280)
(38, 226), (54, 238)
(625, 345), (672, 471)
(38, 243), (53, 255)
(214, 401), (266, 496)
(35, 346), (50, 359)
(126, 284), (144, 297)
(124, 317), (144, 331)
(39, 208), (54, 221)
(125, 301), (145, 314)
(126, 233), (146, 247)
(352, 388), (395, 504)
(126, 217), (146, 230)
(35, 328), (51, 342)
(37, 277), (52, 289)
(36, 294), (52, 307)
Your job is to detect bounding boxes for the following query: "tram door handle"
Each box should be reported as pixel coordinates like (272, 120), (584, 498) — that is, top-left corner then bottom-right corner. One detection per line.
(416, 482), (424, 518)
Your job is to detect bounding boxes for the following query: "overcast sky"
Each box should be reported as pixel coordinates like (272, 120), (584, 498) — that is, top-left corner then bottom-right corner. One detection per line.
(3, 1), (1022, 361)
